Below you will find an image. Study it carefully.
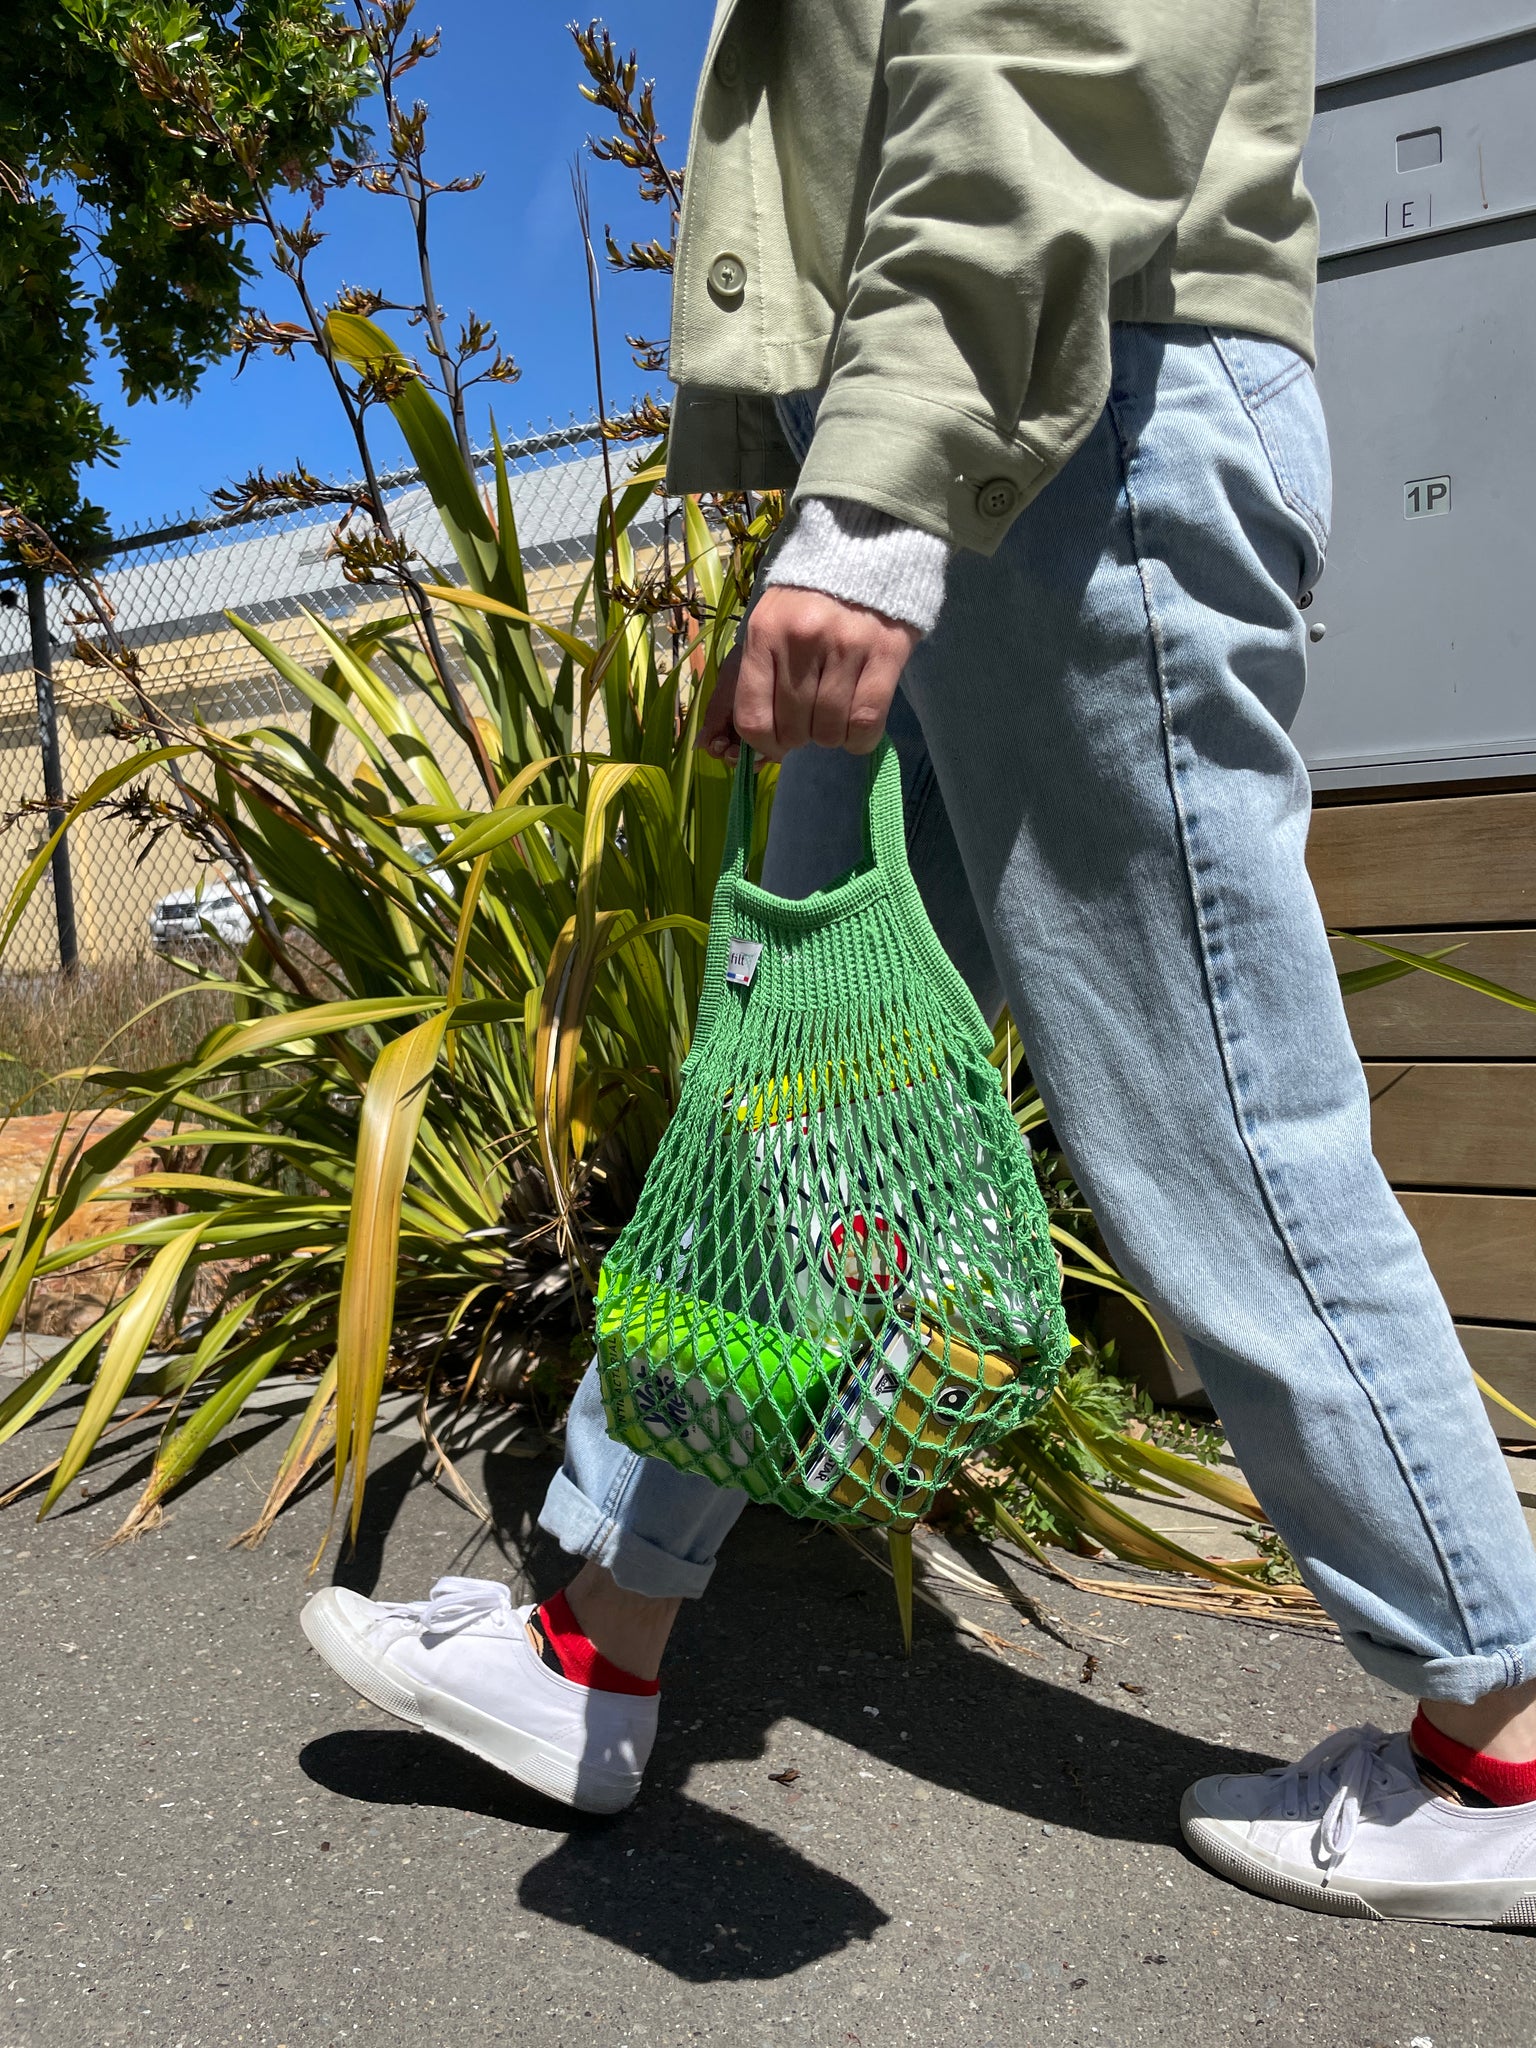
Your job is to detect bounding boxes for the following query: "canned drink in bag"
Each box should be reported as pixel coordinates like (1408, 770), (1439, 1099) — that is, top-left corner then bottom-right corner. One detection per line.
(723, 1078), (919, 1351)
(799, 1313), (921, 1496)
(597, 1273), (841, 1479)
(921, 1195), (1049, 1356)
(799, 1307), (1017, 1518)
(806, 1402), (948, 1525)
(830, 1439), (942, 1525)
(723, 1083), (838, 1332)
(784, 1203), (917, 1351)
(651, 1209), (712, 1291)
(822, 1211), (914, 1297)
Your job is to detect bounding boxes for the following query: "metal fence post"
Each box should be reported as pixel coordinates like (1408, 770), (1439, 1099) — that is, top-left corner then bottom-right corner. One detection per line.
(24, 568), (79, 974)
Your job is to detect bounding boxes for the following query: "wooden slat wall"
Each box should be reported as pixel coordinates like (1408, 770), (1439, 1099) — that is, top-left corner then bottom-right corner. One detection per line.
(1308, 791), (1536, 926)
(1332, 932), (1536, 1058)
(1396, 1195), (1536, 1324)
(1461, 1326), (1536, 1435)
(1363, 1064), (1536, 1189)
(1310, 789), (1536, 1440)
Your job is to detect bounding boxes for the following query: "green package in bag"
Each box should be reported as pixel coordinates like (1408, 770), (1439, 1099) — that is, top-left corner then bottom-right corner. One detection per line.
(596, 738), (1071, 1526)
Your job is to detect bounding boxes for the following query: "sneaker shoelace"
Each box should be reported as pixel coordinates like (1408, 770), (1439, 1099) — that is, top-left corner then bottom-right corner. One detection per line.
(1247, 1723), (1420, 1874)
(374, 1575), (515, 1639)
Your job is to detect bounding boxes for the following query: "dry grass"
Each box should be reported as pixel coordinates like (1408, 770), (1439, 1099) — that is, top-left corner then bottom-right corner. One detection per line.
(0, 955), (230, 1115)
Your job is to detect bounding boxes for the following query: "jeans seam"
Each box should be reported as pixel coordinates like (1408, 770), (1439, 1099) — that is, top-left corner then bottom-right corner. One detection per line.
(1103, 373), (1488, 1669)
(1208, 332), (1330, 563)
(1231, 347), (1309, 411)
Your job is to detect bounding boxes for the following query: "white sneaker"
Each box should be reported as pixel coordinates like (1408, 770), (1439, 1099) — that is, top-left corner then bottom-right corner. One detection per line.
(300, 1576), (657, 1814)
(1181, 1724), (1536, 1925)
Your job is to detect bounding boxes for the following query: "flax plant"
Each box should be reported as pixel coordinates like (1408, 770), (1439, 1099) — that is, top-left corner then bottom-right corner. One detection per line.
(3, 324), (1532, 1604)
(3, 6), (1532, 1635)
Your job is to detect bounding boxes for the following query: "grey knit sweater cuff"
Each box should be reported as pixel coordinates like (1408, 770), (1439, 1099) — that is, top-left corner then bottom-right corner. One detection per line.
(761, 496), (952, 636)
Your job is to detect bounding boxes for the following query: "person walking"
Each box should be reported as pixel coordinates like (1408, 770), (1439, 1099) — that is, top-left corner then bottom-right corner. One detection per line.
(303, 0), (1536, 1924)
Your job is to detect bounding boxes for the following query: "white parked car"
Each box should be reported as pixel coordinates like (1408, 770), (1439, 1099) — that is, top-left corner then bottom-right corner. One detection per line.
(149, 843), (449, 956)
(149, 878), (264, 955)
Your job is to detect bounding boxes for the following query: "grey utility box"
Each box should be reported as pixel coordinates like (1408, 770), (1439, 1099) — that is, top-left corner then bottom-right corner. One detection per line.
(1294, 12), (1536, 790)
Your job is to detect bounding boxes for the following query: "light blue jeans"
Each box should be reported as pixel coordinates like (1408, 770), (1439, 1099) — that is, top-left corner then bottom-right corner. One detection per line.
(540, 324), (1536, 1705)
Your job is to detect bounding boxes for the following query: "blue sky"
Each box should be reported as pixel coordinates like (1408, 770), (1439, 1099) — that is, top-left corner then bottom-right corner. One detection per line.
(86, 1), (716, 534)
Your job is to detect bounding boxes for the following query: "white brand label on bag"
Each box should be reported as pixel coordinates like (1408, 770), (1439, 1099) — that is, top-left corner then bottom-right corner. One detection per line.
(725, 939), (763, 987)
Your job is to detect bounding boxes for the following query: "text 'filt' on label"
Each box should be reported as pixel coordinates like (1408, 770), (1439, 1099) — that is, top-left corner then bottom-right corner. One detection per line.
(725, 939), (764, 987)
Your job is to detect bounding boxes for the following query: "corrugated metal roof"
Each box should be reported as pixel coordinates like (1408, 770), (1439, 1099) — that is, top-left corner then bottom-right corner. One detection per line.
(0, 441), (668, 682)
(98, 450), (655, 639)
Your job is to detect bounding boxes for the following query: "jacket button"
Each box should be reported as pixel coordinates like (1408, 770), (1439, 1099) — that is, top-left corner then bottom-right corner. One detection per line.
(977, 477), (1018, 520)
(713, 40), (743, 87)
(708, 251), (748, 302)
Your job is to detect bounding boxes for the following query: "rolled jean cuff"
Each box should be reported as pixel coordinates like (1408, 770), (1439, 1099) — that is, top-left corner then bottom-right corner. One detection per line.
(536, 1465), (724, 1600)
(1344, 1630), (1534, 1706)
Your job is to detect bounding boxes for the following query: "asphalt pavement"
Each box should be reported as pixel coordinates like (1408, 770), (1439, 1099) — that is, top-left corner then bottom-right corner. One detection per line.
(2, 1382), (1531, 2048)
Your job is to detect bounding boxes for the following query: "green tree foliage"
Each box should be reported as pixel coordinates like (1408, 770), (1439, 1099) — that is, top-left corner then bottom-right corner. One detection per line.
(0, 0), (370, 560)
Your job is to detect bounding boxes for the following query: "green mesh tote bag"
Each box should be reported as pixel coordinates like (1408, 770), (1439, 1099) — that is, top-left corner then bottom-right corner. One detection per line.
(595, 737), (1071, 1528)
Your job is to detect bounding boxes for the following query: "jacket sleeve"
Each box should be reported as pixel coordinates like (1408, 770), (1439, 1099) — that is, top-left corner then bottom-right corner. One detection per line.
(794, 0), (1260, 553)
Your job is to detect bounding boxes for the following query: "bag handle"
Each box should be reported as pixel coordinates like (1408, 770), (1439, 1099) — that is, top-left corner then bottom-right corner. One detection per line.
(688, 732), (993, 1068)
(718, 736), (906, 882)
(717, 740), (762, 885)
(687, 738), (903, 1067)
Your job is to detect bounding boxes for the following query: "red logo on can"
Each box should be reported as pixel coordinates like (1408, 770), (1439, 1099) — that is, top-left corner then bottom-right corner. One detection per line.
(824, 1214), (911, 1296)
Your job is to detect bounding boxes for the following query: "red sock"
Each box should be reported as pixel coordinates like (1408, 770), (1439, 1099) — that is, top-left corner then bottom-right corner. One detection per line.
(1410, 1708), (1536, 1807)
(532, 1588), (659, 1697)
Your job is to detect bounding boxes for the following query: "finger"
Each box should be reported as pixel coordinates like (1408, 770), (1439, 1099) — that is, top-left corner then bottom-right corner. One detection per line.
(731, 618), (781, 759)
(699, 644), (743, 758)
(765, 610), (824, 757)
(839, 653), (906, 756)
(807, 640), (865, 749)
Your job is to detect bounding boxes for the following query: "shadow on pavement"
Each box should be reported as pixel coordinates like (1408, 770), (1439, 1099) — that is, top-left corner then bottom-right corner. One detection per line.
(298, 1441), (1274, 1980)
(45, 1406), (301, 1522)
(516, 1793), (889, 1979)
(331, 1439), (428, 1597)
(299, 1727), (888, 1980)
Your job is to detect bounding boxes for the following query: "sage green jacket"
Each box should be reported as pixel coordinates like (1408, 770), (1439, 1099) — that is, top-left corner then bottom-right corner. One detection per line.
(665, 0), (1319, 553)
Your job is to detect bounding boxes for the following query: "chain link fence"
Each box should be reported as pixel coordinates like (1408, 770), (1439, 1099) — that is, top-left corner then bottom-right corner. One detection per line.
(0, 420), (660, 974)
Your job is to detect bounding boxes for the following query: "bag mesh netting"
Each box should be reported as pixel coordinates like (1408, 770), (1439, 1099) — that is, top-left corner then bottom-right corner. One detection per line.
(596, 739), (1071, 1527)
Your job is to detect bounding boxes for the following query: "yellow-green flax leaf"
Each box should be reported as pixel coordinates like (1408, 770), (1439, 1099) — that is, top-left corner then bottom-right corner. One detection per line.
(193, 995), (442, 1076)
(0, 1302), (131, 1449)
(1335, 945), (1462, 997)
(334, 1010), (451, 1536)
(417, 584), (599, 669)
(40, 1222), (209, 1514)
(889, 1527), (915, 1656)
(1476, 1373), (1536, 1433)
(297, 609), (460, 812)
(683, 496), (724, 613)
(224, 614), (385, 769)
(0, 1108), (74, 1347)
(1064, 1412), (1266, 1521)
(438, 803), (576, 868)
(129, 1310), (324, 1530)
(325, 313), (499, 587)
(534, 911), (628, 1201)
(1003, 1442), (1266, 1587)
(1331, 933), (1536, 1013)
(233, 1365), (338, 1550)
(595, 913), (710, 963)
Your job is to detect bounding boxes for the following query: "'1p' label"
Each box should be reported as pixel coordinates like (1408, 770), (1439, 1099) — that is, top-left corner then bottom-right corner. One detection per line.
(726, 939), (764, 987)
(1404, 475), (1450, 519)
